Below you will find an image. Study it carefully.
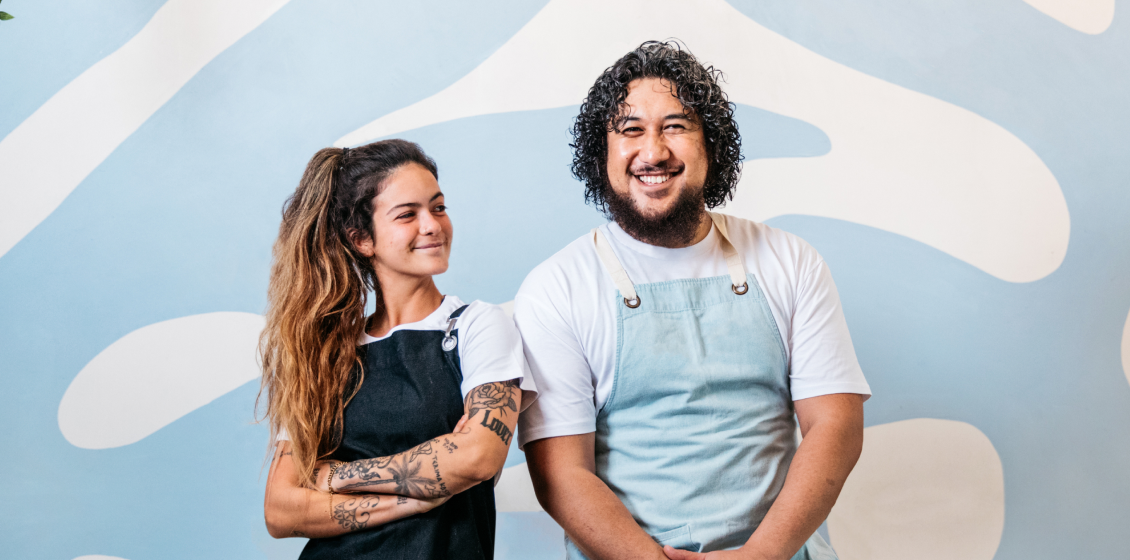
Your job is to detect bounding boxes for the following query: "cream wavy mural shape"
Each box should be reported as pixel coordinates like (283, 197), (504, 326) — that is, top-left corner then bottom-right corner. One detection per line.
(58, 312), (265, 449)
(1023, 0), (1115, 34)
(828, 418), (1005, 560)
(339, 0), (1070, 284)
(0, 0), (289, 259)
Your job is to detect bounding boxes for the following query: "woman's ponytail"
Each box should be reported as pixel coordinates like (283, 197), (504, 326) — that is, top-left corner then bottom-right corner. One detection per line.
(258, 140), (437, 485)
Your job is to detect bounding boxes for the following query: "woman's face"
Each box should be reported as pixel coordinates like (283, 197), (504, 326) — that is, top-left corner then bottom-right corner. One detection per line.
(362, 162), (452, 282)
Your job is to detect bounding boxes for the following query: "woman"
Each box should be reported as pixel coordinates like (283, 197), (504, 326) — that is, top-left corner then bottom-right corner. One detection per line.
(259, 139), (534, 560)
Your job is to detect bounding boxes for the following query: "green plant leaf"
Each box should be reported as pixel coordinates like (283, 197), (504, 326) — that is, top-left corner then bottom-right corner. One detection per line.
(0, 12), (13, 20)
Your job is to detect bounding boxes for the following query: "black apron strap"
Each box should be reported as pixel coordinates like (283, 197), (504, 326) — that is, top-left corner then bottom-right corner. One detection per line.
(441, 304), (469, 381)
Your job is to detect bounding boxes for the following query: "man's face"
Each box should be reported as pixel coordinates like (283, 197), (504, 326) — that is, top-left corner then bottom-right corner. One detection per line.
(606, 78), (709, 221)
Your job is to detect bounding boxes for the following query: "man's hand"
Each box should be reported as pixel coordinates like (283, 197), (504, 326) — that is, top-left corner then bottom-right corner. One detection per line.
(664, 547), (766, 560)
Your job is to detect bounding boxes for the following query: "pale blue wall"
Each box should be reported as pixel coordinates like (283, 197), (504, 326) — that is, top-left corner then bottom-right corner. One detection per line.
(2, 1), (1129, 559)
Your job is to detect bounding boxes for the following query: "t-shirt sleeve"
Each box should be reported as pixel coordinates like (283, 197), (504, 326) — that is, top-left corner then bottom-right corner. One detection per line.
(457, 302), (538, 412)
(788, 253), (872, 401)
(514, 282), (598, 449)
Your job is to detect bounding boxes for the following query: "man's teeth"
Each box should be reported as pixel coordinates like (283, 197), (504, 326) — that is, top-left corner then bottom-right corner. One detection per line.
(637, 174), (671, 185)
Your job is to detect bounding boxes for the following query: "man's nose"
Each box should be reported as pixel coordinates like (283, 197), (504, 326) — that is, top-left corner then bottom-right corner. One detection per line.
(638, 130), (671, 165)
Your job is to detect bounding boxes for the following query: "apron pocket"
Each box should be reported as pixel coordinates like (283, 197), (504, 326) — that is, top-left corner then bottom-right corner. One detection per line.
(650, 525), (701, 552)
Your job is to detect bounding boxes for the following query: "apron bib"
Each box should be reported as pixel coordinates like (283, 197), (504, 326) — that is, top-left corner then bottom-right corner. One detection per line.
(300, 305), (496, 560)
(565, 213), (836, 559)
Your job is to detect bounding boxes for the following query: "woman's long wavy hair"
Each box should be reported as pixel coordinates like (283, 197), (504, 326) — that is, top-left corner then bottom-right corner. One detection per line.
(571, 40), (743, 211)
(257, 139), (438, 485)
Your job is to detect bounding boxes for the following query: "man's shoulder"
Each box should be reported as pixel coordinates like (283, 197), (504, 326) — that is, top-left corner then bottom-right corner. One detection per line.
(718, 213), (822, 266)
(518, 229), (603, 295)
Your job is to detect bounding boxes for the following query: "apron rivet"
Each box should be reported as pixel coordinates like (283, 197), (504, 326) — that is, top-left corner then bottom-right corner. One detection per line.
(624, 296), (642, 308)
(442, 335), (457, 351)
(732, 282), (749, 295)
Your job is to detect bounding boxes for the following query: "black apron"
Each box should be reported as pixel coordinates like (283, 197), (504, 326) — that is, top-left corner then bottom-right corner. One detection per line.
(300, 305), (495, 560)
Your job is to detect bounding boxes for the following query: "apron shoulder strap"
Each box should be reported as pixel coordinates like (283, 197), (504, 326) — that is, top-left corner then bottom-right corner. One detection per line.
(707, 212), (750, 294)
(441, 303), (469, 380)
(593, 228), (641, 308)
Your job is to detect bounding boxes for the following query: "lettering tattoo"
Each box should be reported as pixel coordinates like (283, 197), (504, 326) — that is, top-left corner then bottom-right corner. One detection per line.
(332, 496), (380, 531)
(432, 455), (449, 496)
(479, 409), (513, 445)
(441, 438), (458, 454)
(464, 380), (519, 423)
(397, 495), (408, 505)
(291, 530), (306, 537)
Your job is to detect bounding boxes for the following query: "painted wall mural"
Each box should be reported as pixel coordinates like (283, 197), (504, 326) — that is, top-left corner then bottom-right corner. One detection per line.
(1, 1), (1128, 559)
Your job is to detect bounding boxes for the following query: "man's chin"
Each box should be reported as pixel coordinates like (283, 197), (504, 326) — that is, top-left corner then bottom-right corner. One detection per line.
(605, 184), (707, 247)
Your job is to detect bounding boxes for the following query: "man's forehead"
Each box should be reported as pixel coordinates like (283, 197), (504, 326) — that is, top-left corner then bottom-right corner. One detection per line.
(621, 78), (696, 118)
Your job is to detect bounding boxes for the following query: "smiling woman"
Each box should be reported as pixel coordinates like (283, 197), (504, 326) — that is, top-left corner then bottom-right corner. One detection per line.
(257, 139), (537, 560)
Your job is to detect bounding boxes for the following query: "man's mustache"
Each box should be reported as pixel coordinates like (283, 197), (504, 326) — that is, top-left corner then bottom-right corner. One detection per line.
(629, 163), (684, 175)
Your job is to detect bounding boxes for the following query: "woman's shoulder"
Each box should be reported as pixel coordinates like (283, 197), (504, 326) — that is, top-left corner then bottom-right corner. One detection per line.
(456, 299), (517, 336)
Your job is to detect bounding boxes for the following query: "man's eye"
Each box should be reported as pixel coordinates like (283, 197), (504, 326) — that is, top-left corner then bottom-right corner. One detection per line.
(434, 205), (447, 212)
(398, 212), (415, 220)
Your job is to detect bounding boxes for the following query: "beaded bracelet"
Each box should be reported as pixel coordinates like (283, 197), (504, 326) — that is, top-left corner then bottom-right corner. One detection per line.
(327, 462), (340, 495)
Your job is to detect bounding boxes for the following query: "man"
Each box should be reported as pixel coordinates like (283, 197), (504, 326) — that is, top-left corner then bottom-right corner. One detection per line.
(515, 41), (871, 560)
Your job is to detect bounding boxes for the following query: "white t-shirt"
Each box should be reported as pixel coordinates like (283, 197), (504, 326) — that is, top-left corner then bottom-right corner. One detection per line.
(515, 214), (870, 448)
(278, 295), (537, 441)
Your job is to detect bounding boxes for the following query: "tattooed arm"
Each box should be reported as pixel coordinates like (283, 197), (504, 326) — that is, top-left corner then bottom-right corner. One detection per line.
(316, 380), (522, 499)
(263, 441), (448, 539)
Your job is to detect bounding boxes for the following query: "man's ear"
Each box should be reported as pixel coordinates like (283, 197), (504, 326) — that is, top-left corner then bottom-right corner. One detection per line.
(348, 229), (375, 258)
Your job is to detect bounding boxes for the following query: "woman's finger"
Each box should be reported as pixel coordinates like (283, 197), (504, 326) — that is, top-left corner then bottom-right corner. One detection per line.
(453, 413), (469, 434)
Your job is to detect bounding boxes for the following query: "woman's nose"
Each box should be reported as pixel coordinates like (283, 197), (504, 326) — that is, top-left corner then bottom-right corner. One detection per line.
(418, 211), (440, 235)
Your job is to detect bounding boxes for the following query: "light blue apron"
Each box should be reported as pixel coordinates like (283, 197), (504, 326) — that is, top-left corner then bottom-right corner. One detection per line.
(565, 213), (836, 559)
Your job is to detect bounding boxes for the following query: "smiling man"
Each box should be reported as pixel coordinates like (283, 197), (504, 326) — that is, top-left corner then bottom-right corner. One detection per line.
(514, 42), (872, 560)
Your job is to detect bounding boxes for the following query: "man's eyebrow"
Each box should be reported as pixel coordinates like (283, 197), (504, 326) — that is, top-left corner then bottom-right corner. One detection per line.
(386, 192), (443, 214)
(621, 114), (693, 123)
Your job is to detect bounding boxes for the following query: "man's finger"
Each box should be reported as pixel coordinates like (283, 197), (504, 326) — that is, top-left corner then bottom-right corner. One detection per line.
(663, 545), (705, 559)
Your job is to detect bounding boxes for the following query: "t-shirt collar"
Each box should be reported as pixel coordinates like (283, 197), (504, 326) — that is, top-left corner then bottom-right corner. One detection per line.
(604, 218), (720, 260)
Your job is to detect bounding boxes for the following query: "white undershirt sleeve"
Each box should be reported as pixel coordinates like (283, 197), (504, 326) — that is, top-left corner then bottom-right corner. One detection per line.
(787, 255), (872, 401)
(457, 302), (538, 411)
(514, 288), (598, 449)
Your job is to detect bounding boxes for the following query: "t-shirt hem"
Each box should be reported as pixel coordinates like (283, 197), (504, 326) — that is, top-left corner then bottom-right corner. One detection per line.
(517, 421), (596, 450)
(791, 382), (873, 402)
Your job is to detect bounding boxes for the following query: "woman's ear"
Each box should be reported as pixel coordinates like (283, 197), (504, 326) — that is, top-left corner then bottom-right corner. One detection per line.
(349, 229), (375, 258)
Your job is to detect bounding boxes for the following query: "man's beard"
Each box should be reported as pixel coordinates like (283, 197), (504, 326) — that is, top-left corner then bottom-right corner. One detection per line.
(603, 181), (707, 248)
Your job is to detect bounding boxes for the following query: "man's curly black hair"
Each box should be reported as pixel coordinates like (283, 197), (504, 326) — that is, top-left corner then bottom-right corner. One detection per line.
(571, 40), (743, 212)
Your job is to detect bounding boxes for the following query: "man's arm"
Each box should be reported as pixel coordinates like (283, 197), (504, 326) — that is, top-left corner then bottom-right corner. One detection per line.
(665, 393), (864, 560)
(526, 433), (668, 560)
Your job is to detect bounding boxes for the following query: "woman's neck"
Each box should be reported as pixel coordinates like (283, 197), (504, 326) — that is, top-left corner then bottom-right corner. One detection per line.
(368, 274), (444, 338)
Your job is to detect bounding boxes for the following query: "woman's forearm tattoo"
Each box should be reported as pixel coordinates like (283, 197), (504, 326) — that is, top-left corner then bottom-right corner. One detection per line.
(327, 381), (519, 497)
(332, 496), (380, 531)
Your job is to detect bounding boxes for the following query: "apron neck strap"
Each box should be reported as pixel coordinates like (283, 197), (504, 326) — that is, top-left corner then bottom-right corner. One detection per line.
(592, 213), (750, 308)
(708, 212), (750, 294)
(593, 227), (641, 307)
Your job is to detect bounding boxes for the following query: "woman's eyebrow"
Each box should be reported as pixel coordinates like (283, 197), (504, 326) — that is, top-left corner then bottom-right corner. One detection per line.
(385, 192), (443, 215)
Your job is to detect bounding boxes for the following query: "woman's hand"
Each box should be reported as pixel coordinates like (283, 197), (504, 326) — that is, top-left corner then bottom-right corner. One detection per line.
(311, 460), (336, 493)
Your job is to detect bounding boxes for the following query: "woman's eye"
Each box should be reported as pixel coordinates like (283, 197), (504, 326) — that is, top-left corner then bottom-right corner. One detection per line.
(434, 205), (446, 212)
(397, 212), (415, 220)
